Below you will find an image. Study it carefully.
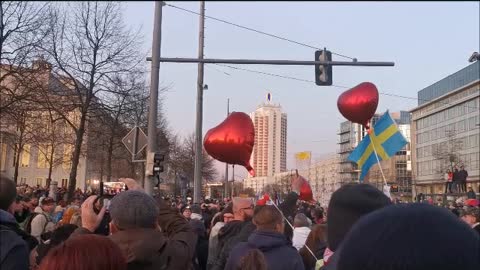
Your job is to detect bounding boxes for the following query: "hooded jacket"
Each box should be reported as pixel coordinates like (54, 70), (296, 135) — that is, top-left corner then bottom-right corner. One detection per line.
(225, 230), (304, 270)
(0, 209), (30, 270)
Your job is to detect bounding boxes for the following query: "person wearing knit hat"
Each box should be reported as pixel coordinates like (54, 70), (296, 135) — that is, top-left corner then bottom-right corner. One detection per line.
(109, 190), (159, 230)
(337, 204), (480, 270)
(323, 183), (392, 269)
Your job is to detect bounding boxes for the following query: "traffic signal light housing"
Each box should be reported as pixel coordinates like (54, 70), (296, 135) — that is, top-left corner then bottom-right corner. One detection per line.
(146, 151), (165, 176)
(315, 49), (332, 86)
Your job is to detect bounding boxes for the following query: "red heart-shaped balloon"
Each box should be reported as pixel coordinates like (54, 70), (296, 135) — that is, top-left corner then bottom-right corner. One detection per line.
(337, 82), (379, 127)
(204, 112), (255, 176)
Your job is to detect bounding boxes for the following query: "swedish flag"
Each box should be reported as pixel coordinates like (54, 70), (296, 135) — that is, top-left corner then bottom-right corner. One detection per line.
(348, 111), (408, 181)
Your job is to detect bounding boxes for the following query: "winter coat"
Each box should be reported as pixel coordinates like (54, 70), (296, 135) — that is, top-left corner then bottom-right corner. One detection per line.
(0, 209), (31, 270)
(210, 221), (256, 270)
(458, 170), (468, 182)
(225, 230), (304, 270)
(292, 226), (311, 250)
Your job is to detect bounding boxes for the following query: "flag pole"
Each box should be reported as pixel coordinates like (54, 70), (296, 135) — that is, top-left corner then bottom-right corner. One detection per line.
(369, 130), (388, 187)
(268, 197), (319, 262)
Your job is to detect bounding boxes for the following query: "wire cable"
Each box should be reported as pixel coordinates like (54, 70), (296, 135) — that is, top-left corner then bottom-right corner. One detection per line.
(165, 3), (355, 60)
(211, 63), (479, 110)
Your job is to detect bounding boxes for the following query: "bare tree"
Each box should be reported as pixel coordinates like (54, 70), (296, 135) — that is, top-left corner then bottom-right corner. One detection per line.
(38, 2), (143, 200)
(433, 130), (464, 174)
(0, 1), (49, 112)
(168, 133), (218, 188)
(29, 107), (72, 187)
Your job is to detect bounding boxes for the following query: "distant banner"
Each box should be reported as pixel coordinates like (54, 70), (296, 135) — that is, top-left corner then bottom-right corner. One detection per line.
(295, 151), (311, 160)
(295, 151), (312, 172)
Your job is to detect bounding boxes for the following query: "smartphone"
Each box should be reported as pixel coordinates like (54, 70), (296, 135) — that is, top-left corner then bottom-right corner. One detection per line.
(100, 181), (128, 198)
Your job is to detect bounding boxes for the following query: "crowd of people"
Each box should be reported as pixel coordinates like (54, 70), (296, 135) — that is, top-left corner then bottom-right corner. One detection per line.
(444, 165), (469, 193)
(1, 174), (479, 270)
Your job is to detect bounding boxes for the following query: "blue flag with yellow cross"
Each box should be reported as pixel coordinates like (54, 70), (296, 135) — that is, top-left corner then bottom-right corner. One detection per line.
(348, 111), (408, 181)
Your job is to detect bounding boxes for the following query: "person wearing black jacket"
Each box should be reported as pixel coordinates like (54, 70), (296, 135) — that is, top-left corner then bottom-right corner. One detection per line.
(452, 168), (460, 193)
(0, 176), (38, 270)
(458, 166), (468, 193)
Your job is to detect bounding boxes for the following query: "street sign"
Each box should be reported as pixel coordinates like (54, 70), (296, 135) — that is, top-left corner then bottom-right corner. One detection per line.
(122, 126), (148, 156)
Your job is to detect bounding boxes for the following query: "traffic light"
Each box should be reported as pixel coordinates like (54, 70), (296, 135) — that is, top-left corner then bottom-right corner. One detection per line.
(315, 49), (332, 86)
(146, 152), (165, 176)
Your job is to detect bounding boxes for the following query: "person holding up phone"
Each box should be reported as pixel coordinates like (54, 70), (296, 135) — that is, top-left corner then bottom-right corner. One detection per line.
(73, 178), (197, 270)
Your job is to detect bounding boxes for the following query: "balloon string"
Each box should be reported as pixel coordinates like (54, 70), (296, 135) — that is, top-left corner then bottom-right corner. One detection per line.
(269, 198), (319, 262)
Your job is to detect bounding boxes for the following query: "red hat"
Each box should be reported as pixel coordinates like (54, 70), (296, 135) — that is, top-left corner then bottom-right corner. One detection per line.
(256, 194), (270, 206)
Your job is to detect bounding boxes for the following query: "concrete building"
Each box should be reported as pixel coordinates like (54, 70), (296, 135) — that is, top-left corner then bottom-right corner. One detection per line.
(411, 62), (480, 195)
(300, 154), (340, 207)
(338, 121), (365, 184)
(249, 94), (287, 177)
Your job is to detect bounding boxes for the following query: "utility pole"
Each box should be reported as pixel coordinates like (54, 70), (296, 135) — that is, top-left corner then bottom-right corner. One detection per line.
(193, 1), (205, 203)
(225, 98), (229, 199)
(145, 1), (164, 196)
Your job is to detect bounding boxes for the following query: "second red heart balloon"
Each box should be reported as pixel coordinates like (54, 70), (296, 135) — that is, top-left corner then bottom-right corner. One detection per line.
(203, 112), (255, 176)
(337, 82), (379, 127)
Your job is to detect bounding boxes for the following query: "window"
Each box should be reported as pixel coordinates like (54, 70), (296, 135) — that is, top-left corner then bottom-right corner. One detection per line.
(63, 144), (73, 170)
(20, 178), (27, 185)
(61, 179), (68, 188)
(36, 177), (44, 186)
(21, 145), (31, 167)
(37, 144), (52, 169)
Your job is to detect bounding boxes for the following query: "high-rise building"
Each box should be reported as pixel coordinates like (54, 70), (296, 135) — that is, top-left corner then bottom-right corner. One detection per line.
(249, 94), (287, 177)
(411, 62), (479, 195)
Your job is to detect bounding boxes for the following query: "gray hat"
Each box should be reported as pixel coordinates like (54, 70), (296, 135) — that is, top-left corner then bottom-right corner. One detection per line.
(110, 190), (159, 230)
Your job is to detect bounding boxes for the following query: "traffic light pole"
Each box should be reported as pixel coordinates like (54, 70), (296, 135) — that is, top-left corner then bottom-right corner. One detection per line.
(145, 1), (164, 196)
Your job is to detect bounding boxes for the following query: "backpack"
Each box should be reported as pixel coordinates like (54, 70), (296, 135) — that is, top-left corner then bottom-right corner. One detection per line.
(24, 213), (49, 236)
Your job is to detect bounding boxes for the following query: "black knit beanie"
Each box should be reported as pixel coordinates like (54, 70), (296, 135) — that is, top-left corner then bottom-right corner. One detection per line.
(338, 203), (480, 270)
(327, 183), (391, 251)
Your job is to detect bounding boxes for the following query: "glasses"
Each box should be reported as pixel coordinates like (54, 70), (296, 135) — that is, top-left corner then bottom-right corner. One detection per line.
(240, 205), (254, 211)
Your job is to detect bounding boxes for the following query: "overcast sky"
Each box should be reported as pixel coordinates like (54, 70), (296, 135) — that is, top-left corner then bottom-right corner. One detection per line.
(122, 1), (479, 178)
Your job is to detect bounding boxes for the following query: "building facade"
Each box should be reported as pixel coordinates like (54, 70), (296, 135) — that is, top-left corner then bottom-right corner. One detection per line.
(249, 96), (287, 177)
(300, 154), (340, 207)
(411, 62), (480, 195)
(0, 61), (134, 190)
(338, 121), (364, 184)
